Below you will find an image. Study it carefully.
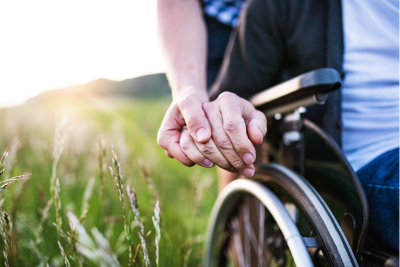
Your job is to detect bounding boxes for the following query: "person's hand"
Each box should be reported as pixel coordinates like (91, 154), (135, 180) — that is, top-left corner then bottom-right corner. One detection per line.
(157, 86), (214, 167)
(179, 92), (267, 177)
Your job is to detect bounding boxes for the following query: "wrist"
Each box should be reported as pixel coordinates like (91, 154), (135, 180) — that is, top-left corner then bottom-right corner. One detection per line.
(172, 85), (209, 104)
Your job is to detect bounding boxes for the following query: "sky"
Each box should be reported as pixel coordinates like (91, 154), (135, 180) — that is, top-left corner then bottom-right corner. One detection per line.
(0, 0), (165, 108)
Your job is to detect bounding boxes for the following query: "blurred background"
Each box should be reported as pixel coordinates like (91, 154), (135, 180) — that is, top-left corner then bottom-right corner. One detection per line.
(0, 1), (217, 266)
(0, 0), (166, 107)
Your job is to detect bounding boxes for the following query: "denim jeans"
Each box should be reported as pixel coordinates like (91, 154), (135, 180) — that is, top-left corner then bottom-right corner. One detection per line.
(357, 148), (399, 252)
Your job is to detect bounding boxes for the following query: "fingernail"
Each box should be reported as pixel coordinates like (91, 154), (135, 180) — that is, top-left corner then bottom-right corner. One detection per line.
(243, 153), (254, 165)
(196, 128), (208, 142)
(203, 158), (214, 168)
(243, 168), (254, 178)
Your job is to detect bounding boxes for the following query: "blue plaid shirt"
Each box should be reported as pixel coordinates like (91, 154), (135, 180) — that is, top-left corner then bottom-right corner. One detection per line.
(202, 0), (245, 28)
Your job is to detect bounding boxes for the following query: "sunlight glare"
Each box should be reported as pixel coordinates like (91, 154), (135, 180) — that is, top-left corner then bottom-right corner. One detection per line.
(0, 0), (165, 107)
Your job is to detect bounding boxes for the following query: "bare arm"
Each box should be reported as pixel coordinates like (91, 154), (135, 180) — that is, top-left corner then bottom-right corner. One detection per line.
(157, 0), (207, 99)
(156, 0), (267, 177)
(157, 0), (214, 166)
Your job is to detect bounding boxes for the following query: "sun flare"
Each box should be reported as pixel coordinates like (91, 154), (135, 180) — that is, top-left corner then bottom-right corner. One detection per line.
(0, 0), (165, 108)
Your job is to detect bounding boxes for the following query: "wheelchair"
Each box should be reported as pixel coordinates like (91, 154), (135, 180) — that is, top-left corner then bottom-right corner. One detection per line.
(203, 69), (399, 267)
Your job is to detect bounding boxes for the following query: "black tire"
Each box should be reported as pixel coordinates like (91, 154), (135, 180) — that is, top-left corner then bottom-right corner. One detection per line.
(204, 163), (358, 267)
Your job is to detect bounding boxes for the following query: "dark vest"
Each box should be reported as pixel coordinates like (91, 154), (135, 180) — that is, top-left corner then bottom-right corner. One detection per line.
(210, 0), (344, 145)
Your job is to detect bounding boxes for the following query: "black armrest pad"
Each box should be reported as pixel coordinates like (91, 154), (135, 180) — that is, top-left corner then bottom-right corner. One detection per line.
(249, 68), (342, 110)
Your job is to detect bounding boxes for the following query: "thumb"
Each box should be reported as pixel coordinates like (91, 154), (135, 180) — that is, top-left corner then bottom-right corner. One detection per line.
(178, 96), (212, 143)
(157, 104), (195, 167)
(244, 110), (267, 145)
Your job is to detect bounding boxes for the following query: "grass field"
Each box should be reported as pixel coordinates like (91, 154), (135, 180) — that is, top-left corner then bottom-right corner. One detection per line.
(0, 95), (218, 266)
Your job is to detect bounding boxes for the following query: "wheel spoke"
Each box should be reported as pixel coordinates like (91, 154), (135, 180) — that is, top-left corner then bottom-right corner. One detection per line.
(232, 218), (246, 267)
(205, 168), (354, 267)
(244, 198), (251, 267)
(258, 201), (265, 267)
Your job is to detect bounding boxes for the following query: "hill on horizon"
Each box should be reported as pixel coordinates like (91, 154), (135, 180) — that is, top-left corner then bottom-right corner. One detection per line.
(26, 73), (171, 105)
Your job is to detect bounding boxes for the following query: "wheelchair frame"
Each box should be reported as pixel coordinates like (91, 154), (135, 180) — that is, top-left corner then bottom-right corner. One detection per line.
(203, 69), (398, 267)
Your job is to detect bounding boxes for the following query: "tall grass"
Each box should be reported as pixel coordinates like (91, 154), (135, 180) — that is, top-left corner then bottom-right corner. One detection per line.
(0, 97), (218, 266)
(127, 185), (150, 267)
(0, 145), (31, 267)
(98, 136), (107, 231)
(0, 201), (9, 267)
(57, 241), (70, 267)
(152, 200), (161, 267)
(109, 145), (133, 266)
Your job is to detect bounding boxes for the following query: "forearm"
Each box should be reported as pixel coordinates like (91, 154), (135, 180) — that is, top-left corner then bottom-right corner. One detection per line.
(157, 0), (208, 101)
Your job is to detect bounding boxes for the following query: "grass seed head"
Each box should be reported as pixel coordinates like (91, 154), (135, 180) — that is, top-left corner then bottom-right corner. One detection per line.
(0, 210), (10, 267)
(98, 136), (107, 228)
(0, 146), (9, 180)
(0, 182), (15, 193)
(0, 173), (30, 193)
(127, 185), (150, 267)
(109, 145), (133, 266)
(152, 200), (161, 267)
(54, 177), (62, 234)
(57, 241), (71, 267)
(0, 147), (8, 166)
(0, 174), (30, 184)
(0, 167), (6, 178)
(2, 212), (9, 231)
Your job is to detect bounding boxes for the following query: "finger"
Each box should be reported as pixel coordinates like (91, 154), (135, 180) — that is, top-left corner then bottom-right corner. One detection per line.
(161, 129), (195, 167)
(157, 104), (194, 167)
(180, 127), (214, 168)
(212, 131), (255, 177)
(216, 93), (257, 165)
(178, 95), (212, 143)
(203, 101), (255, 177)
(246, 110), (267, 145)
(194, 138), (237, 173)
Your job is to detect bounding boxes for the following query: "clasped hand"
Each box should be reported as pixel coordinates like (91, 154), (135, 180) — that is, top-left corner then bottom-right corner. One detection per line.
(157, 89), (267, 177)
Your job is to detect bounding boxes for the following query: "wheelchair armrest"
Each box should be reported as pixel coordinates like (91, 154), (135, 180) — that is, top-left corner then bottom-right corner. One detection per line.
(250, 68), (342, 116)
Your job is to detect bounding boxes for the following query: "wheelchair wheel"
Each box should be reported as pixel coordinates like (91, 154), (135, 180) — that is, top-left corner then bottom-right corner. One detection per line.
(203, 163), (358, 267)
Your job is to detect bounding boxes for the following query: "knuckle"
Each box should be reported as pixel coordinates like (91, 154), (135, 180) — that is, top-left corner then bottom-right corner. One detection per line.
(180, 139), (192, 152)
(218, 91), (235, 102)
(224, 118), (240, 133)
(215, 134), (232, 149)
(197, 142), (214, 154)
(186, 112), (203, 130)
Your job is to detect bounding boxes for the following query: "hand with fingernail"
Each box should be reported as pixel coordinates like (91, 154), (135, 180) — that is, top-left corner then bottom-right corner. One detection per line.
(178, 92), (266, 177)
(156, 0), (267, 177)
(157, 86), (212, 167)
(157, 88), (267, 178)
